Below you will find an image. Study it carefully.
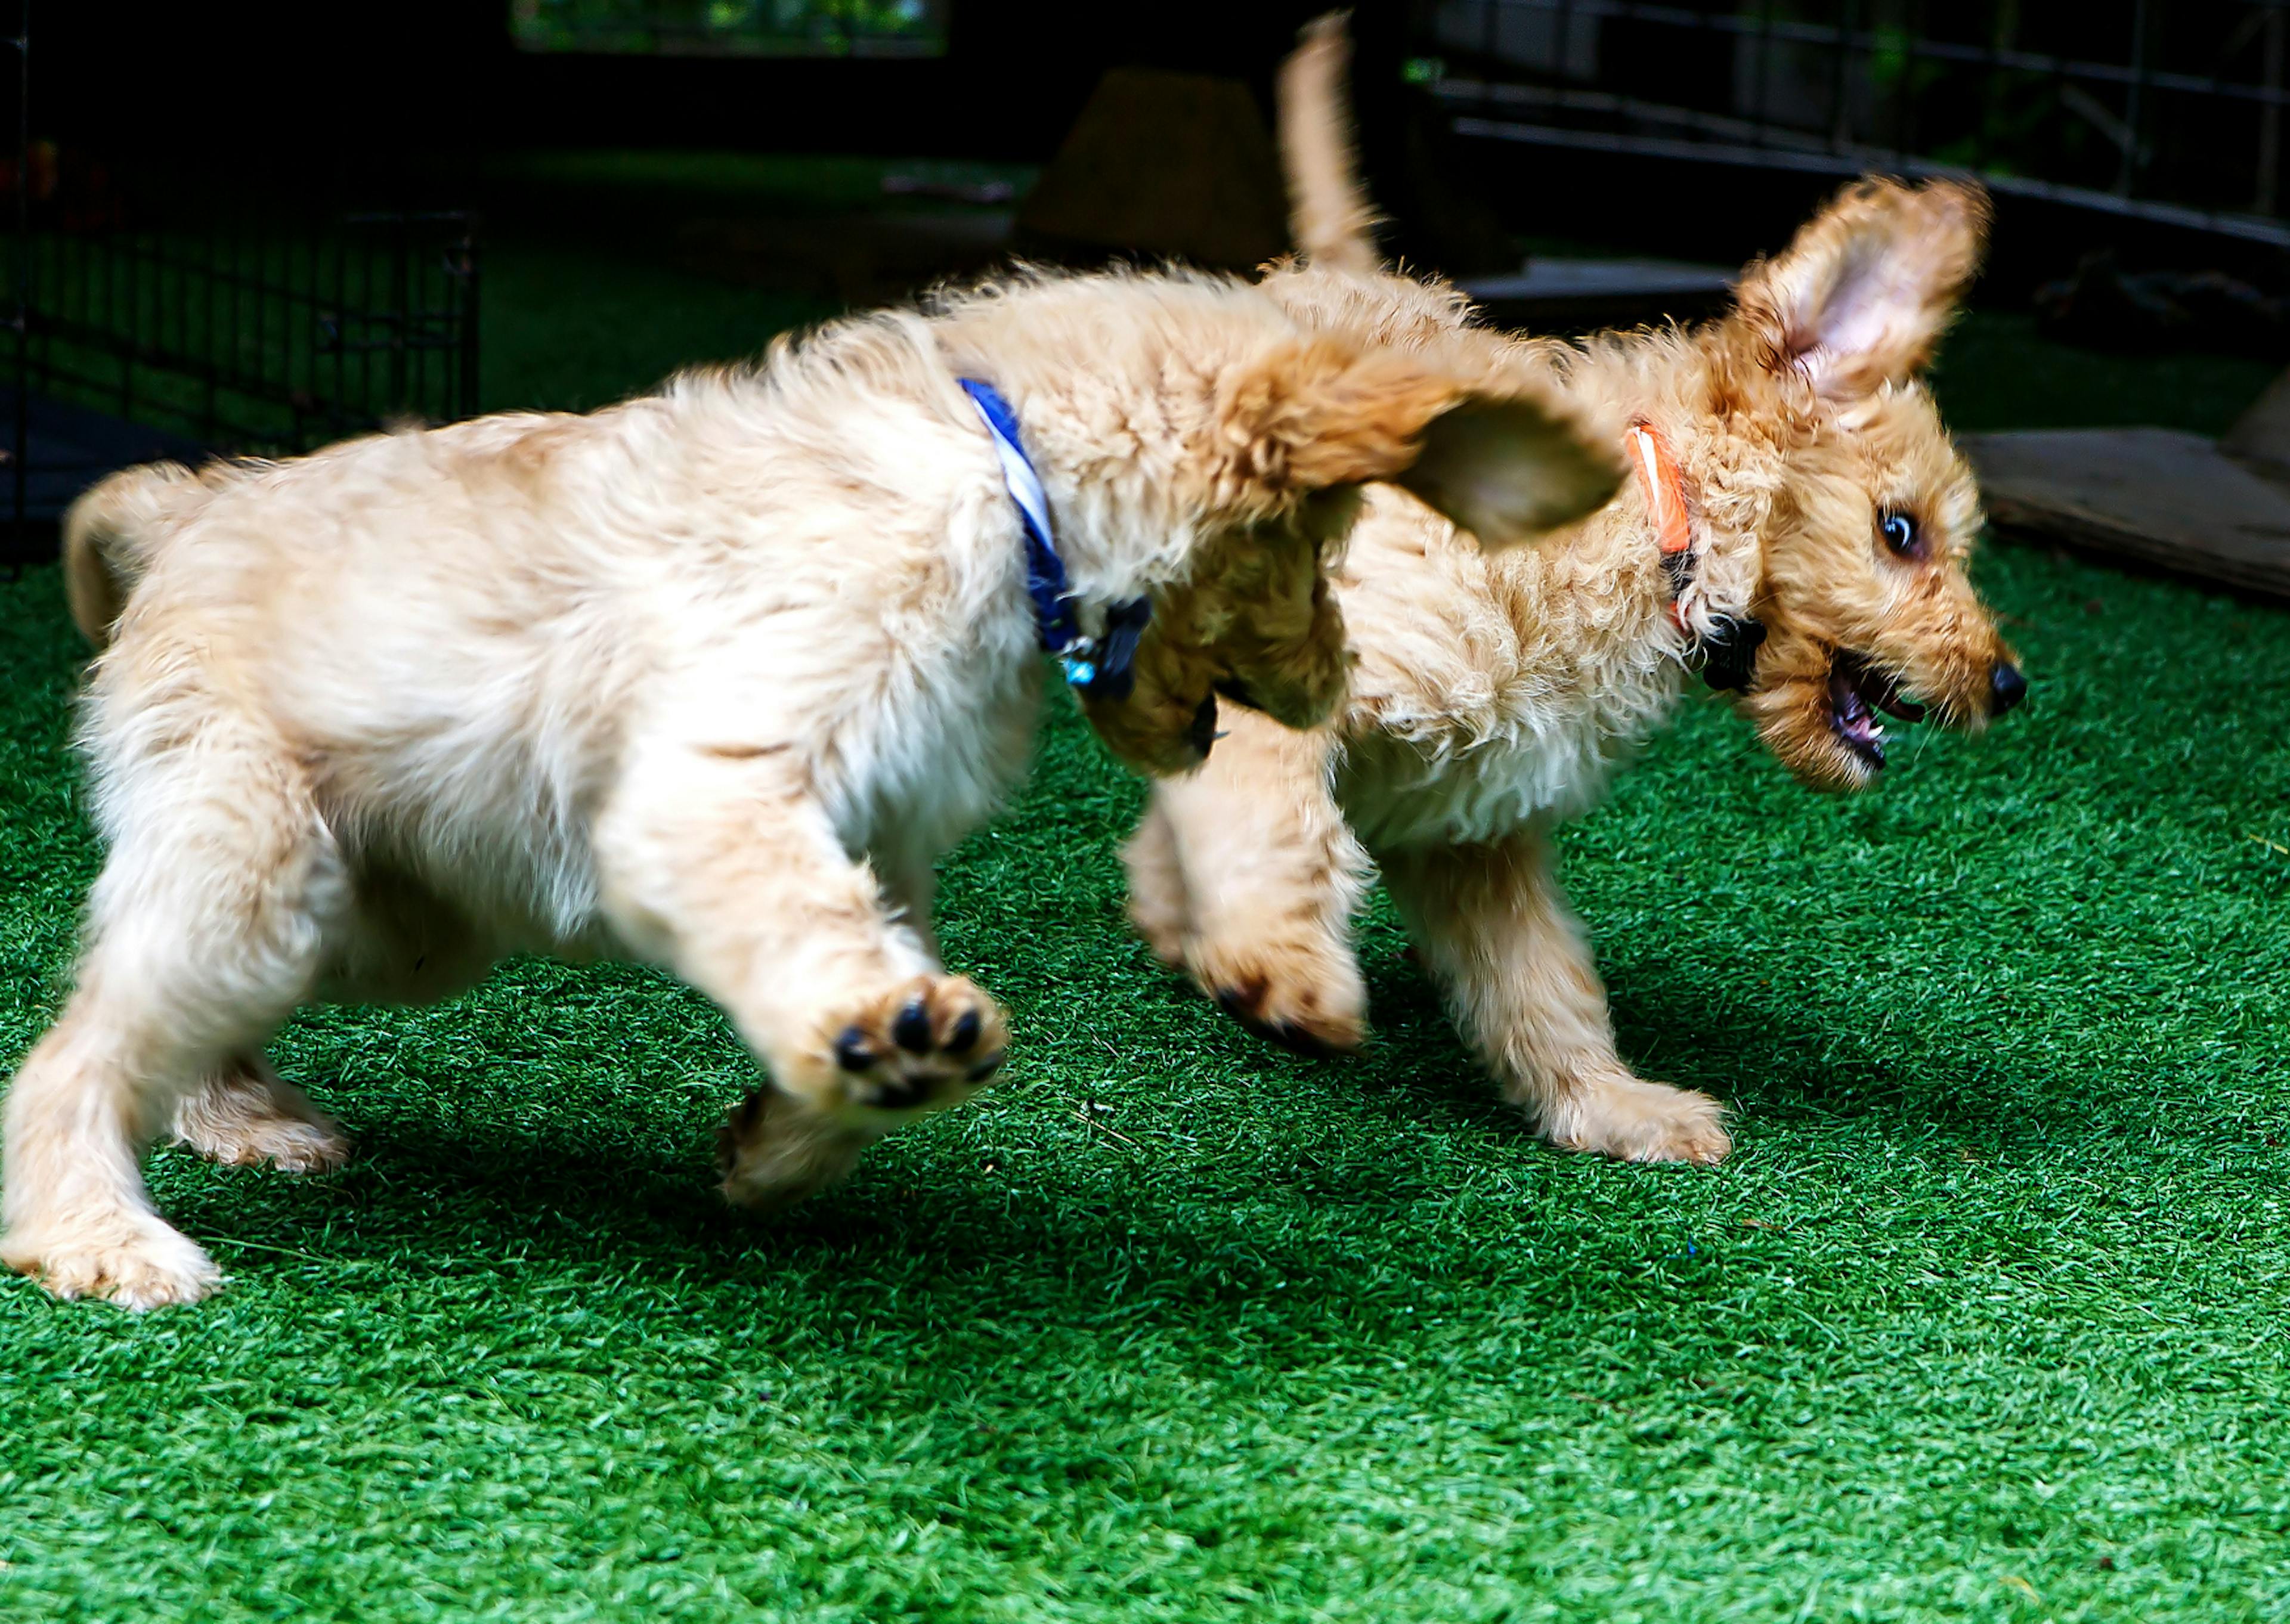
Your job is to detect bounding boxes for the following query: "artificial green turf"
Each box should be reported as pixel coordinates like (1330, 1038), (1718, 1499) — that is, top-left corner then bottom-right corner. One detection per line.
(4, 172), (2290, 1622)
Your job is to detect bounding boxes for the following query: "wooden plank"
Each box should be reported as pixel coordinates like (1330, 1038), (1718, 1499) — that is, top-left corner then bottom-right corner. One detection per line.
(1959, 427), (2290, 598)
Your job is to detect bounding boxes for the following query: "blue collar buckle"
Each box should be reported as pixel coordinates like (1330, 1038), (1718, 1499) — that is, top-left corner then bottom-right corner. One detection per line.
(959, 377), (1151, 704)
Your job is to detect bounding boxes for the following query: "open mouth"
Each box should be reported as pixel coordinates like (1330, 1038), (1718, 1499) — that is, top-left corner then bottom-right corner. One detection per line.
(1827, 652), (1925, 769)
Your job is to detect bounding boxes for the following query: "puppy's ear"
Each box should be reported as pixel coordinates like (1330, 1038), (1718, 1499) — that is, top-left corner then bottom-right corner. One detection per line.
(1389, 388), (1623, 547)
(1222, 342), (1622, 547)
(1731, 177), (1988, 401)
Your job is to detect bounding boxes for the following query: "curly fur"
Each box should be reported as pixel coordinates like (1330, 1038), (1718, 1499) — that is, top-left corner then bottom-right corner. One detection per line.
(1124, 18), (2024, 1164)
(5, 262), (1624, 1308)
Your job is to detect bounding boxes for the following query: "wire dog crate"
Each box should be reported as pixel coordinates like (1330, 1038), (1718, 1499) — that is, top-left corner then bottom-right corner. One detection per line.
(1418, 0), (2290, 249)
(2, 4), (478, 559)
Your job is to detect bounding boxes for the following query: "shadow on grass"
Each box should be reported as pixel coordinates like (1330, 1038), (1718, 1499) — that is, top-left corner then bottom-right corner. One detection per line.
(1331, 946), (2041, 1147)
(148, 1086), (1704, 1366)
(109, 912), (2060, 1356)
(109, 916), (2065, 1346)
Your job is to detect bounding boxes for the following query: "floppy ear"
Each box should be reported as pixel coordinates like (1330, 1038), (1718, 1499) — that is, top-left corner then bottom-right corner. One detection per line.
(1389, 392), (1623, 546)
(1731, 177), (1988, 401)
(1223, 342), (1622, 547)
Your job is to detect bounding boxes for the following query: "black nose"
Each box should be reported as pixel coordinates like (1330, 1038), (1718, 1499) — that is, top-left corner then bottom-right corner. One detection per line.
(1989, 661), (2027, 715)
(1186, 694), (1219, 758)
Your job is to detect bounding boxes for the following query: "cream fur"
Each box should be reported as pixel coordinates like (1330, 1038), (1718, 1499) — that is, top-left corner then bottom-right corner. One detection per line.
(5, 264), (1625, 1307)
(1125, 20), (2023, 1164)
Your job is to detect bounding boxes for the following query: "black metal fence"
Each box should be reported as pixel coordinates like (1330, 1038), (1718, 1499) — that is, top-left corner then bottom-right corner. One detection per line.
(1419, 0), (2290, 247)
(11, 203), (479, 453)
(2, 2), (478, 554)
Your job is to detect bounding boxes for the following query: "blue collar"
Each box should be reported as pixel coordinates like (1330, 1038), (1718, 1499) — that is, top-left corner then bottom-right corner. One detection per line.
(959, 377), (1150, 703)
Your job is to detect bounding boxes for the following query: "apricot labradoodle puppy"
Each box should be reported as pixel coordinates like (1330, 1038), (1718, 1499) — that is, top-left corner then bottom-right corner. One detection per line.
(5, 264), (1623, 1307)
(1124, 21), (2027, 1166)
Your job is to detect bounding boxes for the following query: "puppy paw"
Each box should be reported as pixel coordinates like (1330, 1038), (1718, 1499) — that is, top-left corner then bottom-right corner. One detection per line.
(3, 1214), (223, 1310)
(205, 1113), (351, 1175)
(171, 1063), (352, 1174)
(817, 974), (1009, 1118)
(1543, 1073), (1731, 1166)
(1196, 940), (1367, 1058)
(717, 1087), (877, 1211)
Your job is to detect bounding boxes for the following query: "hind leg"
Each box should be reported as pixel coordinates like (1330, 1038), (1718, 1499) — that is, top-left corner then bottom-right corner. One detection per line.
(166, 864), (509, 1178)
(2, 713), (339, 1307)
(1382, 830), (1730, 1165)
(171, 1051), (350, 1173)
(1122, 704), (1370, 1055)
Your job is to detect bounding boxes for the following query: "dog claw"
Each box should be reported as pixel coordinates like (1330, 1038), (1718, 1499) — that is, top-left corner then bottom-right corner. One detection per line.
(964, 1050), (1005, 1083)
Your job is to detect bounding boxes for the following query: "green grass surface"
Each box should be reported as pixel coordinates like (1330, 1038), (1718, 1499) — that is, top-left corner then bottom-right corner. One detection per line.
(5, 176), (2290, 1622)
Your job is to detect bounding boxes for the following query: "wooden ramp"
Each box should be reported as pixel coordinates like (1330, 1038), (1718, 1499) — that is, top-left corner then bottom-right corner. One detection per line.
(1961, 427), (2290, 597)
(1014, 69), (1288, 271)
(1961, 370), (2290, 599)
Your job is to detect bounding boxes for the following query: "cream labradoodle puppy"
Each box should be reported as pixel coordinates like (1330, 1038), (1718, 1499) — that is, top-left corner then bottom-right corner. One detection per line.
(5, 264), (1623, 1307)
(1125, 21), (2027, 1164)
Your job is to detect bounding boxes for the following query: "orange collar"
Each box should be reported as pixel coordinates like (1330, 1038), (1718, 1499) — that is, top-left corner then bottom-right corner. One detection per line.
(1625, 419), (1694, 630)
(1626, 419), (1692, 556)
(1627, 419), (1768, 690)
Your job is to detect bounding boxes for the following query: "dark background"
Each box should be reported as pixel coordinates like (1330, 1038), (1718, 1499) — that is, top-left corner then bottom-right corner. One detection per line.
(41, 3), (1326, 163)
(42, 1), (2290, 297)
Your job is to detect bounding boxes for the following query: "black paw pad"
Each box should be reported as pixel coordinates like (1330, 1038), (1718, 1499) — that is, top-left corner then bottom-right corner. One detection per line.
(964, 1050), (1006, 1083)
(834, 1026), (878, 1072)
(946, 1008), (982, 1055)
(892, 998), (934, 1053)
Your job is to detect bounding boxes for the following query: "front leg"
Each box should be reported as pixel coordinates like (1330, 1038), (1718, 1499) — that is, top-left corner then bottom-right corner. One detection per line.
(596, 752), (1007, 1208)
(1380, 831), (1729, 1166)
(1122, 703), (1371, 1055)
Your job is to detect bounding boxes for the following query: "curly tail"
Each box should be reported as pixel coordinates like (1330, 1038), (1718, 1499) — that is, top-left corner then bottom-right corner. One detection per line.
(62, 461), (213, 647)
(1278, 13), (1383, 274)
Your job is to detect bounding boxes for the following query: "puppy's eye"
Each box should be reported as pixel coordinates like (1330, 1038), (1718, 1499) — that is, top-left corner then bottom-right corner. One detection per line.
(1879, 510), (1921, 557)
